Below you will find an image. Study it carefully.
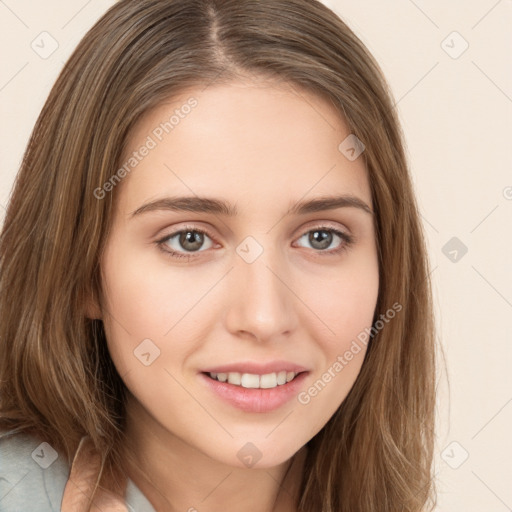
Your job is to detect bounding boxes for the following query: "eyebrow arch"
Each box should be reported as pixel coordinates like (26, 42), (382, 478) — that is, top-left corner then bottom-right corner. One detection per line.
(129, 194), (373, 218)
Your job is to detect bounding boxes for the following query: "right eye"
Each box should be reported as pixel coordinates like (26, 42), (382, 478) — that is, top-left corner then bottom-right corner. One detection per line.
(156, 226), (217, 260)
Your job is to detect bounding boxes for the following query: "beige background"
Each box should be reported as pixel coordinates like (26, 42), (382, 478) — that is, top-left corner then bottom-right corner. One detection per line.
(1, 1), (511, 510)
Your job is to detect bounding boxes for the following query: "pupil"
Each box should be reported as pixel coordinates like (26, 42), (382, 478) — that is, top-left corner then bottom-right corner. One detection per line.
(310, 230), (332, 250)
(180, 231), (203, 251)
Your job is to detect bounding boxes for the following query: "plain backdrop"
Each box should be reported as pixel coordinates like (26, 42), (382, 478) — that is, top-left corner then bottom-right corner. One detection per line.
(1, 1), (511, 510)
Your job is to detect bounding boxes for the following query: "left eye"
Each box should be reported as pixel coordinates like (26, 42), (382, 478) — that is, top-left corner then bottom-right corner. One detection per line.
(295, 227), (351, 252)
(156, 225), (353, 260)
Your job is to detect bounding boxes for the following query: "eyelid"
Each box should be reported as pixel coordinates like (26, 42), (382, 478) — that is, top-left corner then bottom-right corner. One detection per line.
(157, 219), (352, 242)
(294, 219), (351, 238)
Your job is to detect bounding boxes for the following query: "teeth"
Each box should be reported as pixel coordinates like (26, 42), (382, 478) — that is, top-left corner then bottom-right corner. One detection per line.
(241, 373), (260, 388)
(260, 373), (277, 388)
(227, 372), (241, 385)
(208, 371), (299, 389)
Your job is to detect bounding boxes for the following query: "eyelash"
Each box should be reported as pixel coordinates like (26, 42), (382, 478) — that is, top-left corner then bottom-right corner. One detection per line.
(155, 224), (354, 261)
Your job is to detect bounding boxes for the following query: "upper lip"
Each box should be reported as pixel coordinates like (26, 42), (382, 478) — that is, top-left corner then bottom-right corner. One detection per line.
(201, 360), (309, 375)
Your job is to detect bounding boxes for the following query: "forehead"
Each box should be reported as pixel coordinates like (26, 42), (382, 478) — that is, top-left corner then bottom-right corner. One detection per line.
(116, 80), (371, 215)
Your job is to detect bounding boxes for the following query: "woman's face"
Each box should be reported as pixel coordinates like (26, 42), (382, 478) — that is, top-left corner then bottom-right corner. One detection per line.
(98, 79), (379, 468)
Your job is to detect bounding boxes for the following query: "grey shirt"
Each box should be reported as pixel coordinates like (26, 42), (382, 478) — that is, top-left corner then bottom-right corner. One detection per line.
(0, 430), (156, 511)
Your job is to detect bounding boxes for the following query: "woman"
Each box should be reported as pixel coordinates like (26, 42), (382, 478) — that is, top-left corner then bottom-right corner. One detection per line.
(0, 0), (436, 510)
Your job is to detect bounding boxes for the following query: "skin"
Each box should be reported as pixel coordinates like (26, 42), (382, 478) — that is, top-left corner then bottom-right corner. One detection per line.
(93, 78), (379, 511)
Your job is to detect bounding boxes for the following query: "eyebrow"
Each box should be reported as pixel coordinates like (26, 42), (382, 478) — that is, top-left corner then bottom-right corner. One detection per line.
(130, 194), (373, 218)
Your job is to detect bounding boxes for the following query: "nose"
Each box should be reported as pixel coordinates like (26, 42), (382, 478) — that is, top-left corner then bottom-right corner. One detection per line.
(223, 244), (298, 343)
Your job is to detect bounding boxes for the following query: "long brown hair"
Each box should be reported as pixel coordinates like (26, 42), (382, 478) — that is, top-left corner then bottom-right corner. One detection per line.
(0, 0), (436, 510)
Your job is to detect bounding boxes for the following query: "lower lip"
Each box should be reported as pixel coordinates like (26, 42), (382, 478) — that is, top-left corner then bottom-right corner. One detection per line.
(199, 372), (309, 413)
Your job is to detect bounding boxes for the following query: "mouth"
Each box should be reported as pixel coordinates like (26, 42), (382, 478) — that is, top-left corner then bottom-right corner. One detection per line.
(203, 370), (303, 389)
(198, 367), (309, 413)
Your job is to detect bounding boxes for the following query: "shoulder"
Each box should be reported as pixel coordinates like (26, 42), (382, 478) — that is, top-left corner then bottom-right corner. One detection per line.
(0, 429), (69, 512)
(0, 429), (156, 512)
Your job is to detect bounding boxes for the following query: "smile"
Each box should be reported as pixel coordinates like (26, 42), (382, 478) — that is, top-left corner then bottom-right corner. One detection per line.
(199, 371), (309, 413)
(207, 371), (300, 389)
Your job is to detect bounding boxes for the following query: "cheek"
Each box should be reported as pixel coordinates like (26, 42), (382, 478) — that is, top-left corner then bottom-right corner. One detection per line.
(303, 249), (379, 351)
(99, 240), (224, 381)
(99, 247), (202, 417)
(100, 243), (175, 374)
(293, 251), (379, 428)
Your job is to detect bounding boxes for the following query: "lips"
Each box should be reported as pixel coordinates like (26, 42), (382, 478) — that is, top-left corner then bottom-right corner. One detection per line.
(201, 360), (309, 375)
(199, 370), (309, 413)
(198, 360), (310, 413)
